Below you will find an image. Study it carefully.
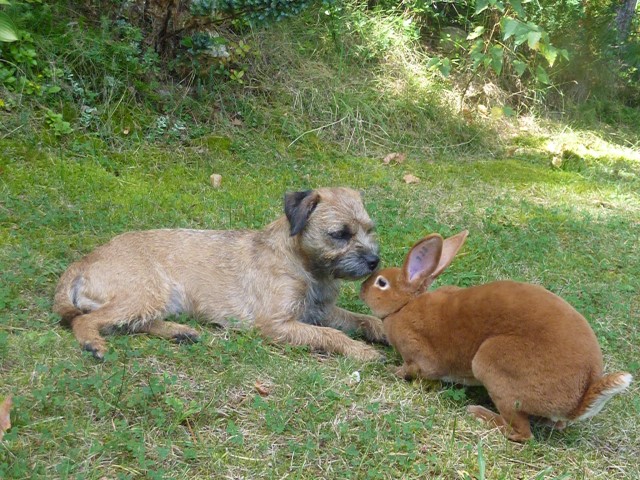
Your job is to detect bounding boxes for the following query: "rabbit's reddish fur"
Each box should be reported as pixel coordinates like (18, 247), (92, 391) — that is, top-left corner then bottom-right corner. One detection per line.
(360, 231), (632, 442)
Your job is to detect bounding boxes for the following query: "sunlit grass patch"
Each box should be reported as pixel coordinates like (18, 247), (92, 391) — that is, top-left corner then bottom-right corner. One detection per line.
(3, 124), (639, 477)
(1, 3), (639, 477)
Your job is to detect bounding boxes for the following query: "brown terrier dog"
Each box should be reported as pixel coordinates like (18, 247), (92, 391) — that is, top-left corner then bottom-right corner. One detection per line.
(54, 187), (386, 360)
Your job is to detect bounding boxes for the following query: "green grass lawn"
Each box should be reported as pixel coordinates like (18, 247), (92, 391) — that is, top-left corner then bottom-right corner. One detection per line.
(1, 120), (639, 478)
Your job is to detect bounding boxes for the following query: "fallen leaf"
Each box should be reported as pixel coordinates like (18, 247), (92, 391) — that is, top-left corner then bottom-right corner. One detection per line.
(231, 118), (243, 127)
(551, 156), (563, 168)
(210, 173), (222, 188)
(0, 396), (12, 441)
(382, 152), (406, 165)
(403, 174), (420, 184)
(254, 381), (271, 397)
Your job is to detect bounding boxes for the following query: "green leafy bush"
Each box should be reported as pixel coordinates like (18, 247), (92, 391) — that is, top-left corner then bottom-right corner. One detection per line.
(405, 0), (568, 103)
(117, 0), (334, 83)
(0, 3), (44, 95)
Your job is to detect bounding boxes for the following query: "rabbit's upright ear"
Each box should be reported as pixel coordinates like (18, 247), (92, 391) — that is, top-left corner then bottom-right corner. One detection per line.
(403, 230), (469, 291)
(402, 234), (444, 289)
(434, 230), (468, 276)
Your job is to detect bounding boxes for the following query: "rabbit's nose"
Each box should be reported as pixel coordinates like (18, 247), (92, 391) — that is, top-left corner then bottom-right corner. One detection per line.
(365, 254), (380, 271)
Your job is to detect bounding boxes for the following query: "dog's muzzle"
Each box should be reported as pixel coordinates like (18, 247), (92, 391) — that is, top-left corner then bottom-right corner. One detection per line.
(364, 253), (380, 271)
(332, 252), (380, 280)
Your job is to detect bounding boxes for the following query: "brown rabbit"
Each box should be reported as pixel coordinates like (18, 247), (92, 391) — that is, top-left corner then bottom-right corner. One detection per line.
(360, 230), (632, 442)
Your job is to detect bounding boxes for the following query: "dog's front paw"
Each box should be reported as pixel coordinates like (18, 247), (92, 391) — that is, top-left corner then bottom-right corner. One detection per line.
(351, 344), (385, 362)
(360, 315), (388, 345)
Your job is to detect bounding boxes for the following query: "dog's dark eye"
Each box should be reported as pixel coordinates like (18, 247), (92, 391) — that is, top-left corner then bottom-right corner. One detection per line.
(329, 227), (352, 241)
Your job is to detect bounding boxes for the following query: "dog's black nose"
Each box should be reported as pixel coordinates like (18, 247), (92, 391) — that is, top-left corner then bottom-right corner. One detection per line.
(365, 254), (380, 271)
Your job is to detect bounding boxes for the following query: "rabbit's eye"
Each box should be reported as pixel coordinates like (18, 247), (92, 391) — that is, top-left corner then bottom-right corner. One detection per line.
(375, 276), (389, 289)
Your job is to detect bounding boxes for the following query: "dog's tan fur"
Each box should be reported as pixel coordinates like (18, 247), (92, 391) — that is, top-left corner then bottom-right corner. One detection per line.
(54, 187), (386, 360)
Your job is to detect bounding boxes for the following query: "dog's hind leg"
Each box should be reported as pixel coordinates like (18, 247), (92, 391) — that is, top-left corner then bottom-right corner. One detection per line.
(70, 304), (125, 360)
(259, 319), (383, 362)
(71, 292), (175, 359)
(134, 319), (200, 344)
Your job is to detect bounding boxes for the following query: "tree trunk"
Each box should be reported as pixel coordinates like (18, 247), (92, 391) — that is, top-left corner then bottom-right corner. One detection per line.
(615, 0), (638, 42)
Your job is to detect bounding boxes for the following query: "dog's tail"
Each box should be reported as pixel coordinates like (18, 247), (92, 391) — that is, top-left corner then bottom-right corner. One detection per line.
(53, 273), (84, 327)
(571, 372), (632, 421)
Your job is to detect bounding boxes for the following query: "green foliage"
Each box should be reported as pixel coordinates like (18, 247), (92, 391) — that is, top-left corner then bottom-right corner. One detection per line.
(523, 0), (617, 101)
(422, 0), (569, 99)
(0, 10), (19, 43)
(58, 16), (160, 104)
(44, 108), (73, 136)
(115, 0), (336, 84)
(0, 17), (38, 92)
(512, 0), (639, 104)
(323, 1), (421, 64)
(0, 1), (62, 99)
(191, 0), (327, 22)
(176, 33), (251, 84)
(377, 0), (638, 107)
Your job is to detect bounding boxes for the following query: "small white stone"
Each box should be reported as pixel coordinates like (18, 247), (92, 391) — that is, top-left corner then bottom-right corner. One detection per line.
(210, 173), (222, 188)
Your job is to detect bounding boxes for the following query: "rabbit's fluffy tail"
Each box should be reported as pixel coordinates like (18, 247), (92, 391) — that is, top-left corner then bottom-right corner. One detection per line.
(571, 372), (632, 421)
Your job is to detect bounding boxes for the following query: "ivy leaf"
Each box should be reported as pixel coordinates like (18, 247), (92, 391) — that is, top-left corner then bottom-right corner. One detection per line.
(502, 17), (519, 40)
(426, 57), (451, 77)
(512, 59), (527, 76)
(0, 12), (19, 43)
(490, 45), (504, 75)
(535, 65), (550, 84)
(475, 0), (489, 15)
(527, 31), (542, 49)
(470, 50), (485, 70)
(502, 105), (516, 117)
(509, 21), (533, 47)
(426, 57), (441, 68)
(467, 26), (485, 40)
(509, 0), (525, 18)
(493, 0), (506, 12)
(438, 58), (451, 76)
(540, 44), (558, 67)
(514, 31), (529, 47)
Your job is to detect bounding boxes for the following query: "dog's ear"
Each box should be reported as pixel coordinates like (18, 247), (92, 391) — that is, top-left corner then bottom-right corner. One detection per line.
(284, 190), (320, 236)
